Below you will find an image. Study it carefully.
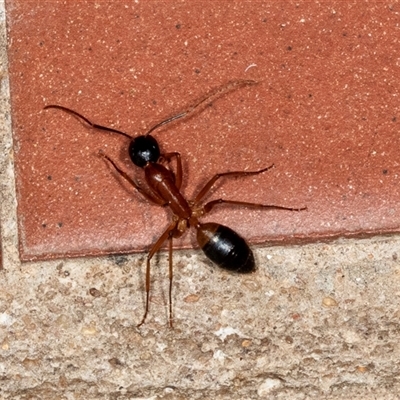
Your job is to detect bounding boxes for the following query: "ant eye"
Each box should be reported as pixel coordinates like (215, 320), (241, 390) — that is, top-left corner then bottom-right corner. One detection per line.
(129, 135), (160, 167)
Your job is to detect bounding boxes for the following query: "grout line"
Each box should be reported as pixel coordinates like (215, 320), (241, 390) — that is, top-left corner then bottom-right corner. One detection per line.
(0, 0), (20, 270)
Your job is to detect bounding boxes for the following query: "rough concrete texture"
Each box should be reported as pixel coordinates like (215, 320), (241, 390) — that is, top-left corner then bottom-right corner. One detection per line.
(1, 2), (400, 400)
(1, 237), (400, 399)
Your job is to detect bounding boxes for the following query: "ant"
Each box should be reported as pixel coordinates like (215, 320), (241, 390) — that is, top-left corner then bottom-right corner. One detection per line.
(44, 80), (306, 327)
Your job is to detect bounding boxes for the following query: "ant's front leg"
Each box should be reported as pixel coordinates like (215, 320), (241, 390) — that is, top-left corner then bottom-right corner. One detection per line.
(99, 151), (167, 206)
(159, 152), (183, 190)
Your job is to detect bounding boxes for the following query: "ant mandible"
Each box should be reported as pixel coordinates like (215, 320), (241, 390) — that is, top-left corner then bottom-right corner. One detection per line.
(44, 80), (306, 327)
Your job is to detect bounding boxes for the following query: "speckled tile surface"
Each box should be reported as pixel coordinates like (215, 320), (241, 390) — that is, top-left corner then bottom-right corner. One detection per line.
(6, 1), (400, 260)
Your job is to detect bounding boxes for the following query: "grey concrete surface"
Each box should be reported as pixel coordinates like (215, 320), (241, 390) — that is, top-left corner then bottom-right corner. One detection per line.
(1, 2), (400, 399)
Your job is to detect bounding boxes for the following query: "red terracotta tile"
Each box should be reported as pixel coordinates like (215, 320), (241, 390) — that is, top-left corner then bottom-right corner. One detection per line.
(6, 1), (400, 261)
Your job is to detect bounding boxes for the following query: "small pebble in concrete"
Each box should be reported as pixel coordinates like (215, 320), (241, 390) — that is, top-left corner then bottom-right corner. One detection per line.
(257, 377), (283, 396)
(322, 296), (338, 307)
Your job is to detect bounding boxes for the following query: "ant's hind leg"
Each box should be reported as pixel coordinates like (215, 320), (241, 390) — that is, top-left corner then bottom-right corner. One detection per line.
(168, 234), (174, 327)
(137, 220), (178, 328)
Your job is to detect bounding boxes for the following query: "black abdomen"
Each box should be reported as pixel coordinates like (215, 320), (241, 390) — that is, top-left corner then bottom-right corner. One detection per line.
(197, 223), (255, 273)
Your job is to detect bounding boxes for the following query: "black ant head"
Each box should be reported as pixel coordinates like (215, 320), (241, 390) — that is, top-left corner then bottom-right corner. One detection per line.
(129, 135), (160, 168)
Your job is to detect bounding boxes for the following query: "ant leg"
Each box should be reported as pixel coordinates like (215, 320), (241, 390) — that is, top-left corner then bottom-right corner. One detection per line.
(160, 152), (183, 189)
(145, 79), (258, 136)
(168, 233), (174, 328)
(202, 199), (307, 215)
(44, 105), (132, 139)
(194, 164), (275, 204)
(99, 151), (167, 206)
(137, 220), (178, 327)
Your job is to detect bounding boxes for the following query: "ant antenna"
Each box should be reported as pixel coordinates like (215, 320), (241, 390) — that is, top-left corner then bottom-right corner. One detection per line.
(144, 79), (258, 136)
(43, 105), (133, 140)
(45, 80), (258, 140)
